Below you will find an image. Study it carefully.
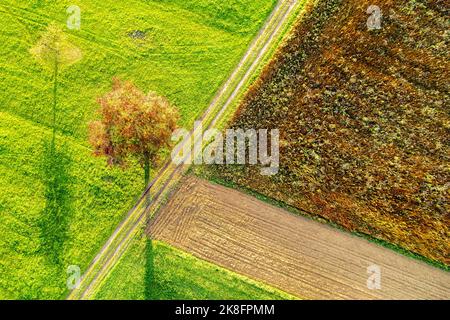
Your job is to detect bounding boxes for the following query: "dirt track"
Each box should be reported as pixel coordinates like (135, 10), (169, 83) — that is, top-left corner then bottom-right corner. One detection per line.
(148, 177), (450, 300)
(68, 0), (304, 300)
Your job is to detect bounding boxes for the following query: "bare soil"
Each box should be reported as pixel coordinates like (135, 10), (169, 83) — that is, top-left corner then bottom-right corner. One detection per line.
(148, 176), (450, 300)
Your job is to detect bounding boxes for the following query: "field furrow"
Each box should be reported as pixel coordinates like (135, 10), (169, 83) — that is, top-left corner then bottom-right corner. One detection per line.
(149, 176), (450, 300)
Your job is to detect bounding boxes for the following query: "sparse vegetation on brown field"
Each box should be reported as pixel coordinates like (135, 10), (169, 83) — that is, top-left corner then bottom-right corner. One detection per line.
(208, 0), (450, 265)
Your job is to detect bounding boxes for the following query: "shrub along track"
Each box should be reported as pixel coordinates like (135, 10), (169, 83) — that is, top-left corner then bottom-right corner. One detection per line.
(149, 176), (450, 300)
(67, 0), (307, 300)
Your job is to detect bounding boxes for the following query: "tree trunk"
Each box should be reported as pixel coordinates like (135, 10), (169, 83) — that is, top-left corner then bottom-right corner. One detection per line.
(144, 152), (150, 188)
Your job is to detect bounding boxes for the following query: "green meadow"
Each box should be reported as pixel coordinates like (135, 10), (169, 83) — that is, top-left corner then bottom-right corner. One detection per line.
(0, 0), (276, 299)
(94, 239), (294, 300)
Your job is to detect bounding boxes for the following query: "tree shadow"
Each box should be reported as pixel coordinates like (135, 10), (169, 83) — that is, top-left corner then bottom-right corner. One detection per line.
(144, 237), (155, 300)
(38, 140), (73, 267)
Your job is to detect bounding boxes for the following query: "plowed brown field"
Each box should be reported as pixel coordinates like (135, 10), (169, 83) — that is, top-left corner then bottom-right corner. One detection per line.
(148, 177), (450, 300)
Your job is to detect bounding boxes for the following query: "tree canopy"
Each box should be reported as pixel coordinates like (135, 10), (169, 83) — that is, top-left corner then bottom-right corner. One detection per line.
(30, 23), (82, 71)
(89, 78), (179, 185)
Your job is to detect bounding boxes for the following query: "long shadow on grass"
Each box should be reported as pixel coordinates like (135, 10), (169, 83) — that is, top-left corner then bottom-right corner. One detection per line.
(145, 238), (192, 299)
(39, 140), (73, 266)
(144, 238), (155, 299)
(144, 238), (178, 299)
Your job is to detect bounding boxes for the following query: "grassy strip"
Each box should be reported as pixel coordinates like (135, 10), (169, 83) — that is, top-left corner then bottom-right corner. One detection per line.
(204, 0), (312, 131)
(199, 0), (290, 130)
(213, 0), (314, 131)
(68, 161), (187, 299)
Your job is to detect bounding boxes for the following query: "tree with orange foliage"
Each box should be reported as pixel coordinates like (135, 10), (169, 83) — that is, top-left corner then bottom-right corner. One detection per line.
(89, 78), (179, 186)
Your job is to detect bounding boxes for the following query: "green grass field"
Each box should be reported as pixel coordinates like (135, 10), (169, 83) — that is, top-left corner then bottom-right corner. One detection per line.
(0, 0), (276, 299)
(94, 238), (294, 300)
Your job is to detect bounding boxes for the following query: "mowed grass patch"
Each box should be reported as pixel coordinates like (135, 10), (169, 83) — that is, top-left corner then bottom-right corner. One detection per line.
(0, 0), (276, 299)
(93, 238), (295, 300)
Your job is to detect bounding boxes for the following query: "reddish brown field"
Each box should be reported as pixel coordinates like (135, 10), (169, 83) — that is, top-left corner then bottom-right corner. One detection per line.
(149, 177), (450, 300)
(210, 0), (449, 265)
